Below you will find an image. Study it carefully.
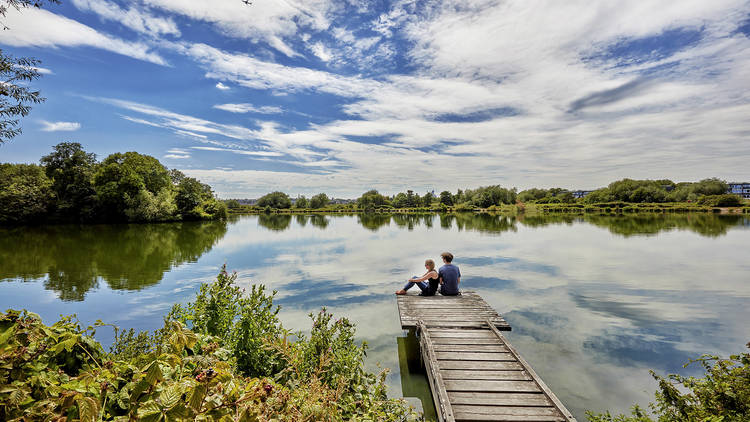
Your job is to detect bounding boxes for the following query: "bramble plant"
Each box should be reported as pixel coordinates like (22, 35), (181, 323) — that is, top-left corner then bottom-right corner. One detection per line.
(0, 265), (419, 421)
(587, 343), (750, 421)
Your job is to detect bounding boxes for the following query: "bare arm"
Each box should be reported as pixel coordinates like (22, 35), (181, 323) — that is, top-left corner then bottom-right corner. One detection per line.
(457, 277), (461, 285)
(408, 270), (438, 283)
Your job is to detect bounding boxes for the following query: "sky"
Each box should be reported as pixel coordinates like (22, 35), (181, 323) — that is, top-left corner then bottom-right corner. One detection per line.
(1, 0), (749, 198)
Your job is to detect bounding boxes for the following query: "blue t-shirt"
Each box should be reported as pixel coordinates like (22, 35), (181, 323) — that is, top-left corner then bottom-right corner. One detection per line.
(438, 264), (461, 295)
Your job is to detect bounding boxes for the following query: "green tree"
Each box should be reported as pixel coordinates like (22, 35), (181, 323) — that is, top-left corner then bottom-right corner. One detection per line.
(309, 193), (329, 209)
(0, 163), (54, 223)
(93, 152), (172, 219)
(39, 142), (97, 218)
(422, 191), (435, 207)
(357, 189), (388, 210)
(439, 190), (453, 206)
(256, 191), (292, 209)
(294, 195), (308, 208)
(0, 0), (60, 143)
(225, 199), (241, 209)
(392, 192), (408, 208)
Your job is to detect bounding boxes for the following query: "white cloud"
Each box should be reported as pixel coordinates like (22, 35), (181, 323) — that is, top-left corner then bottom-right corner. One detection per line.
(71, 0), (180, 37)
(1, 7), (167, 65)
(310, 41), (332, 62)
(164, 148), (191, 159)
(215, 82), (230, 90)
(213, 103), (283, 114)
(39, 121), (81, 132)
(141, 0), (334, 57)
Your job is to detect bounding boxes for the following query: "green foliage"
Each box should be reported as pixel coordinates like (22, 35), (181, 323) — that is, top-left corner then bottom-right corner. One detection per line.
(294, 195), (308, 208)
(463, 185), (517, 207)
(698, 194), (742, 207)
(309, 193), (330, 209)
(0, 163), (54, 224)
(1, 143), (224, 224)
(225, 199), (241, 209)
(0, 44), (50, 142)
(357, 189), (389, 211)
(256, 191), (292, 209)
(40, 141), (97, 218)
(0, 266), (418, 421)
(518, 187), (574, 204)
(439, 190), (453, 206)
(586, 344), (750, 421)
(422, 191), (435, 207)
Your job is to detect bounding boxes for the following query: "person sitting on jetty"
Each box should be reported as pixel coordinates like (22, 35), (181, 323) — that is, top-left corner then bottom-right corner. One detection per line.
(438, 252), (461, 296)
(395, 259), (439, 296)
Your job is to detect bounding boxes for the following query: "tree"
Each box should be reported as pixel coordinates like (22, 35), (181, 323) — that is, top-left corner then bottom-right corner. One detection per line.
(93, 152), (172, 219)
(392, 192), (408, 208)
(225, 199), (241, 209)
(439, 190), (453, 206)
(256, 191), (291, 209)
(356, 190), (388, 210)
(0, 163), (54, 223)
(0, 0), (60, 143)
(309, 193), (329, 209)
(422, 192), (435, 207)
(295, 195), (308, 208)
(176, 177), (211, 219)
(40, 142), (97, 218)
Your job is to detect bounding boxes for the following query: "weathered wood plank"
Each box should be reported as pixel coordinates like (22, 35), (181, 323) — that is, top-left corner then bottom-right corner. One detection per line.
(428, 330), (498, 338)
(434, 344), (509, 353)
(419, 321), (455, 422)
(439, 360), (524, 370)
(444, 379), (541, 393)
(452, 404), (562, 417)
(441, 369), (531, 381)
(437, 351), (516, 361)
(449, 392), (553, 406)
(453, 412), (565, 422)
(432, 337), (502, 345)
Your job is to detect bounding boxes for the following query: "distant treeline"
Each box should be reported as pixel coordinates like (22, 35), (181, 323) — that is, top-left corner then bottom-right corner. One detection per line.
(228, 178), (745, 212)
(0, 142), (226, 225)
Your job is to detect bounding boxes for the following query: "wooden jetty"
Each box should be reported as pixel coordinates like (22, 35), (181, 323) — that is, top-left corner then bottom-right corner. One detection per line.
(397, 292), (576, 422)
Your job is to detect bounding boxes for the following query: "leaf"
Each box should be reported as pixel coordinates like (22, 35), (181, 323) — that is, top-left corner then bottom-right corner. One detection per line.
(51, 337), (78, 354)
(164, 403), (190, 421)
(137, 400), (164, 422)
(188, 384), (207, 411)
(0, 326), (14, 345)
(145, 362), (164, 386)
(159, 383), (182, 409)
(130, 379), (150, 403)
(76, 396), (100, 422)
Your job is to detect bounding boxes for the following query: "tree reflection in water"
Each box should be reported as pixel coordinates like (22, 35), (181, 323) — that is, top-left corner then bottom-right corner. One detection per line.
(0, 220), (228, 301)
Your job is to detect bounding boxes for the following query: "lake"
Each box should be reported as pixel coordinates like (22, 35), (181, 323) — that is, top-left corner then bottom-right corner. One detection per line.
(2, 213), (749, 420)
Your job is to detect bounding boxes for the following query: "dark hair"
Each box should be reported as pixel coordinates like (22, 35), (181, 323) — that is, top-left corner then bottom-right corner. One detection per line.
(440, 252), (453, 263)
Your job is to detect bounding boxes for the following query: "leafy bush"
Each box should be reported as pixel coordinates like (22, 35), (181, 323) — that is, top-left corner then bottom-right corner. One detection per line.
(698, 194), (743, 207)
(256, 191), (292, 209)
(0, 267), (418, 421)
(587, 344), (750, 421)
(0, 163), (54, 224)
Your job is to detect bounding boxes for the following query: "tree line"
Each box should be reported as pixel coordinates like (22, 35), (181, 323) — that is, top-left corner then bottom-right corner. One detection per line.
(235, 177), (743, 212)
(0, 142), (226, 224)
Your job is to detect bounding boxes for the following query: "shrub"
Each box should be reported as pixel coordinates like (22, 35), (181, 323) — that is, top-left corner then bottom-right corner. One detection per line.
(698, 194), (743, 207)
(587, 344), (750, 421)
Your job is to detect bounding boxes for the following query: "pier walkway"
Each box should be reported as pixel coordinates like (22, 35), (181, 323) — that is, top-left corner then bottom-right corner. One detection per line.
(397, 292), (576, 422)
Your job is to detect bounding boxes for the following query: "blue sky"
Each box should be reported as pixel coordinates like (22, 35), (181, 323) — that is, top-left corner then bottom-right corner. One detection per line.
(1, 0), (749, 197)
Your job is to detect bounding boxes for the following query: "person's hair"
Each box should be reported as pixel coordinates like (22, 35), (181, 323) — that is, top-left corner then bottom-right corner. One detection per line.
(425, 259), (435, 271)
(441, 252), (453, 263)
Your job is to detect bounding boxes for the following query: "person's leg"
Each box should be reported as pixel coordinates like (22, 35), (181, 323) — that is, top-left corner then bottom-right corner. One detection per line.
(415, 281), (428, 293)
(396, 281), (417, 295)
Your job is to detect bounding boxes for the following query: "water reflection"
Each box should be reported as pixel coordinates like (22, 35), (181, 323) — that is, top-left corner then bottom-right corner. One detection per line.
(1, 212), (749, 420)
(0, 220), (227, 301)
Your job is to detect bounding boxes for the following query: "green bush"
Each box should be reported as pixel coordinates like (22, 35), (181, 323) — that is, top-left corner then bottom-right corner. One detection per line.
(698, 194), (743, 207)
(587, 344), (750, 421)
(0, 267), (418, 421)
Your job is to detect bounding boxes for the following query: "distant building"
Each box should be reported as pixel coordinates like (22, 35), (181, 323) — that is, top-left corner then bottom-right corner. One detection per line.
(728, 182), (750, 199)
(571, 190), (594, 199)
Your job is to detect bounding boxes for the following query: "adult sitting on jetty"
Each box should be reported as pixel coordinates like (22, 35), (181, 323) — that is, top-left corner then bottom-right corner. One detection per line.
(438, 252), (461, 295)
(395, 259), (439, 296)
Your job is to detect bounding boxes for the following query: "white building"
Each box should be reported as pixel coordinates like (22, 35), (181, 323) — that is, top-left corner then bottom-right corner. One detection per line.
(728, 182), (750, 199)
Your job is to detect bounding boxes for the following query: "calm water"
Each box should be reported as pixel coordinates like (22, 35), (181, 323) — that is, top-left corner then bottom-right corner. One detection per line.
(2, 213), (749, 419)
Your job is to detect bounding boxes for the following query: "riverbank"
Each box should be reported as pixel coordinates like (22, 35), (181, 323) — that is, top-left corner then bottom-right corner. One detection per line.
(228, 202), (750, 215)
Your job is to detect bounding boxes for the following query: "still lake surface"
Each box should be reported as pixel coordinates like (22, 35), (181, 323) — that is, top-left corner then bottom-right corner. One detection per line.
(2, 213), (749, 419)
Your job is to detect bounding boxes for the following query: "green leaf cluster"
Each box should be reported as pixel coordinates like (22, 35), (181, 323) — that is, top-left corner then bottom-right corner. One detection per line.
(0, 266), (418, 421)
(586, 344), (750, 421)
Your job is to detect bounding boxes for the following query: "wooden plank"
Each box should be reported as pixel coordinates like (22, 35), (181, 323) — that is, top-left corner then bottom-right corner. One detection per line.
(437, 351), (516, 361)
(439, 360), (524, 370)
(449, 392), (553, 406)
(444, 379), (541, 393)
(434, 344), (509, 353)
(452, 404), (562, 417)
(419, 322), (455, 422)
(453, 412), (565, 422)
(486, 320), (576, 421)
(441, 370), (531, 381)
(432, 337), (501, 345)
(429, 330), (498, 338)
